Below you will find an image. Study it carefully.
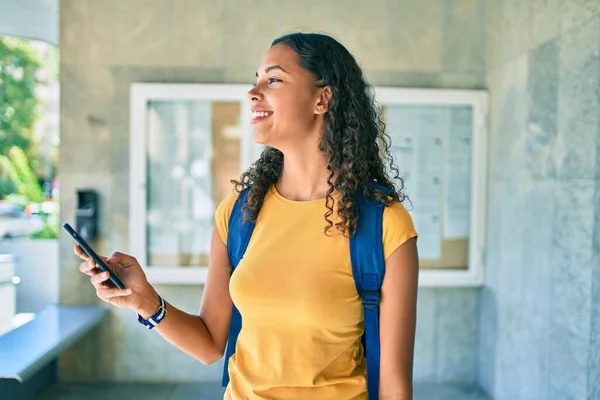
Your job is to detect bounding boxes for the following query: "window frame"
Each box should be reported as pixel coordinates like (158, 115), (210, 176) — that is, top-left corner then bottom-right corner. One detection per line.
(129, 83), (256, 284)
(374, 87), (489, 287)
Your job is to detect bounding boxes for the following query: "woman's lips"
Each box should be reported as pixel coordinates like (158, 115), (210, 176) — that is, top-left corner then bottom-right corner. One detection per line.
(250, 110), (273, 124)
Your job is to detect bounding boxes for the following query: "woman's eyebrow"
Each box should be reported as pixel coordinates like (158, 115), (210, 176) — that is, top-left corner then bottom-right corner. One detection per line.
(255, 65), (289, 77)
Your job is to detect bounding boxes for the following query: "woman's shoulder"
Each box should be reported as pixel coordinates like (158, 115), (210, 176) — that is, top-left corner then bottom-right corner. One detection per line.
(381, 199), (418, 259)
(214, 189), (242, 243)
(382, 198), (416, 228)
(216, 190), (241, 216)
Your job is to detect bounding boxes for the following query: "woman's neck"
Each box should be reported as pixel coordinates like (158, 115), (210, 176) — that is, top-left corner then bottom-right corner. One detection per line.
(275, 149), (332, 202)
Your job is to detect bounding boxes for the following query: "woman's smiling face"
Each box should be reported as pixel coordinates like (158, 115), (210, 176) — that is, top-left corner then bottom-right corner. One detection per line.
(247, 43), (329, 151)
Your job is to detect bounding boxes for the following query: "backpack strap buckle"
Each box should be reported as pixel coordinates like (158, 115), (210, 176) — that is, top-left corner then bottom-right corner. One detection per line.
(362, 290), (380, 309)
(361, 273), (381, 310)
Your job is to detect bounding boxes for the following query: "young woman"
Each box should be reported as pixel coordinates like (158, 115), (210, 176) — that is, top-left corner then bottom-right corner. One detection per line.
(76, 32), (419, 400)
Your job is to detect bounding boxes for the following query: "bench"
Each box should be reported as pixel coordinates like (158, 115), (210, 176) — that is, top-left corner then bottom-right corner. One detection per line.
(0, 305), (108, 399)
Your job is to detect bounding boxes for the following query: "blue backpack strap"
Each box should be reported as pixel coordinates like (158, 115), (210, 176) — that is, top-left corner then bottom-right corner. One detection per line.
(222, 189), (255, 387)
(350, 182), (391, 400)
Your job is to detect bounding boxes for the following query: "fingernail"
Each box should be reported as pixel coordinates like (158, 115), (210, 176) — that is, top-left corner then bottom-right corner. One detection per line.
(126, 289), (132, 295)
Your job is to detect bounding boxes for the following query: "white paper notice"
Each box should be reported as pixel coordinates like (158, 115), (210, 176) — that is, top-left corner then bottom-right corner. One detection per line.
(415, 107), (448, 259)
(414, 175), (442, 260)
(443, 107), (472, 239)
(386, 105), (449, 260)
(386, 106), (419, 187)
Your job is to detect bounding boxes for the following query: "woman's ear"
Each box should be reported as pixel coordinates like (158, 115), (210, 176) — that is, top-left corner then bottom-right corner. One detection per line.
(314, 86), (332, 115)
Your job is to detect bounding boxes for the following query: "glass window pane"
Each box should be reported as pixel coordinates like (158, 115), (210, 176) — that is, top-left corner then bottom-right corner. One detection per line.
(383, 104), (473, 269)
(145, 100), (241, 267)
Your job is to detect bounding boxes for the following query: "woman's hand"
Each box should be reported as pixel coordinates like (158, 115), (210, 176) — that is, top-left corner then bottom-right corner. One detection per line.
(75, 245), (160, 317)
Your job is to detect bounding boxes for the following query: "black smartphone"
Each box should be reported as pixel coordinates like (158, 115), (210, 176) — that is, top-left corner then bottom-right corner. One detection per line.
(62, 223), (126, 290)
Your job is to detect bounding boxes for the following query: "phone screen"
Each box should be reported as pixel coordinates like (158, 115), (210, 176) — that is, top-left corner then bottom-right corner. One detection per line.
(62, 223), (126, 290)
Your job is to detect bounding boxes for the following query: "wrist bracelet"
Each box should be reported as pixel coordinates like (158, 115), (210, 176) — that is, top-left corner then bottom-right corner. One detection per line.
(137, 295), (167, 330)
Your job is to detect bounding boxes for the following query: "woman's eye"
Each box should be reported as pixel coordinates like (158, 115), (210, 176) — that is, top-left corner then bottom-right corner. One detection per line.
(252, 77), (280, 86)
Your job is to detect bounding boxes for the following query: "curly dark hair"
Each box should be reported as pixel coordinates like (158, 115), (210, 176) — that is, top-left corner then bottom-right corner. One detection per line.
(232, 32), (407, 237)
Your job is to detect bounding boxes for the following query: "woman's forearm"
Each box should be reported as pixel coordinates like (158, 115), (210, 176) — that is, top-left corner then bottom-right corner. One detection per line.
(380, 378), (413, 400)
(137, 298), (223, 365)
(380, 388), (412, 400)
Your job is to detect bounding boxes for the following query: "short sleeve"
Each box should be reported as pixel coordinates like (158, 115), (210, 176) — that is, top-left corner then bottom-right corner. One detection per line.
(382, 201), (418, 260)
(214, 191), (240, 244)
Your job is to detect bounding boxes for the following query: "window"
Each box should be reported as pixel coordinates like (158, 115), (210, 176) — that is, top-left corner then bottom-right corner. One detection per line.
(376, 87), (488, 286)
(130, 84), (259, 284)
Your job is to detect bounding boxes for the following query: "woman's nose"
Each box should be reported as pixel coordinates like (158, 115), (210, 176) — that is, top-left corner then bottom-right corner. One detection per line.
(247, 85), (262, 101)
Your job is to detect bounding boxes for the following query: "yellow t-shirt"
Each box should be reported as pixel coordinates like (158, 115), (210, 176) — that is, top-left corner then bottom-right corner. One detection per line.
(215, 185), (418, 400)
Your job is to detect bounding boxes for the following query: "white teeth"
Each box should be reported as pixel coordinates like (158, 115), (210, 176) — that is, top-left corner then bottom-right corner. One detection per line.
(252, 111), (271, 118)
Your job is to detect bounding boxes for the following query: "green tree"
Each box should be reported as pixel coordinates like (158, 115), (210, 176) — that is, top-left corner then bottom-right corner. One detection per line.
(6, 146), (44, 203)
(0, 37), (43, 156)
(0, 152), (19, 195)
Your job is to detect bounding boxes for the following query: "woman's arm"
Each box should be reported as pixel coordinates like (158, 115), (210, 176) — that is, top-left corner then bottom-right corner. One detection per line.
(132, 226), (234, 365)
(79, 224), (233, 365)
(378, 237), (419, 399)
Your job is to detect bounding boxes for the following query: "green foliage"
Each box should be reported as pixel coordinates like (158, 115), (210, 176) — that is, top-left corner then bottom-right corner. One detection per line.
(0, 152), (20, 183)
(28, 218), (58, 239)
(0, 146), (44, 202)
(0, 152), (21, 199)
(3, 192), (28, 208)
(0, 37), (44, 156)
(0, 177), (17, 195)
(0, 36), (59, 240)
(0, 37), (56, 204)
(7, 146), (43, 202)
